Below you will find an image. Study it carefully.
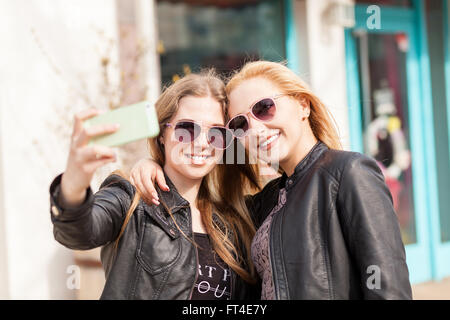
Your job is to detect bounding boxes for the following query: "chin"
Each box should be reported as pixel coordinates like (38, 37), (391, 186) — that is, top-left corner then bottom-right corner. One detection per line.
(257, 144), (284, 164)
(184, 167), (213, 180)
(179, 163), (216, 180)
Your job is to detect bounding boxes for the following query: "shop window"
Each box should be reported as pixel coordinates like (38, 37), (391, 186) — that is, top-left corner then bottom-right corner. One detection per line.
(156, 0), (286, 86)
(355, 32), (417, 245)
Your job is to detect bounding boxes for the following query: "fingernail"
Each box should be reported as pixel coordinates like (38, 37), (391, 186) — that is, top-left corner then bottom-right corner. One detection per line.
(165, 185), (170, 191)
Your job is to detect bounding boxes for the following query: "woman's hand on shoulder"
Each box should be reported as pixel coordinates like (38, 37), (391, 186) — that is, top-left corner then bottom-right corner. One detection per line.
(129, 158), (169, 206)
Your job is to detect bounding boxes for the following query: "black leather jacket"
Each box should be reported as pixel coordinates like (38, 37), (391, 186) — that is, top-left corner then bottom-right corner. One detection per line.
(49, 173), (258, 300)
(246, 142), (412, 299)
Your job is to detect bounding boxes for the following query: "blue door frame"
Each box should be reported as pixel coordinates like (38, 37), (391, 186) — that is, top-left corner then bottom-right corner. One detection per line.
(434, 0), (450, 283)
(344, 0), (450, 283)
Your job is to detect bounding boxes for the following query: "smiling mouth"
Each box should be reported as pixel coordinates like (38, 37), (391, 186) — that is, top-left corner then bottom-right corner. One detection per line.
(184, 154), (212, 161)
(259, 133), (280, 149)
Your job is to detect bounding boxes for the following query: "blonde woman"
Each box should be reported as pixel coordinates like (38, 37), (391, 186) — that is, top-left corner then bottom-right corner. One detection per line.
(130, 61), (412, 300)
(49, 71), (261, 300)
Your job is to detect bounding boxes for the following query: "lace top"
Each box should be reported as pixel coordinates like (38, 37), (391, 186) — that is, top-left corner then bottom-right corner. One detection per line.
(251, 188), (287, 300)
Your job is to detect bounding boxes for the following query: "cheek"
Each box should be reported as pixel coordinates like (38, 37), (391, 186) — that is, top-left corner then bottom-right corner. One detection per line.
(277, 102), (301, 123)
(164, 140), (188, 164)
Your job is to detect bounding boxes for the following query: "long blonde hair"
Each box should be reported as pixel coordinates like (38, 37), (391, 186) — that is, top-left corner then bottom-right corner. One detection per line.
(226, 60), (342, 150)
(112, 70), (260, 283)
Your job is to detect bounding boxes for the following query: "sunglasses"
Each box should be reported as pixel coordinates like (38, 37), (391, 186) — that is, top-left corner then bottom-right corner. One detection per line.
(165, 120), (234, 150)
(226, 94), (286, 138)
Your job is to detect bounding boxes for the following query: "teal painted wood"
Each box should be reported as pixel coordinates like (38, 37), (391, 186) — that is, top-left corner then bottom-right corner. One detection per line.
(344, 29), (364, 153)
(284, 0), (300, 74)
(413, 0), (445, 281)
(446, 0), (450, 161)
(345, 2), (435, 283)
(402, 16), (434, 283)
(432, 0), (450, 281)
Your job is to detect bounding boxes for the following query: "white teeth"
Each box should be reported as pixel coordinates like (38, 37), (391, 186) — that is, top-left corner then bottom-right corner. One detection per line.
(260, 134), (279, 148)
(185, 154), (210, 161)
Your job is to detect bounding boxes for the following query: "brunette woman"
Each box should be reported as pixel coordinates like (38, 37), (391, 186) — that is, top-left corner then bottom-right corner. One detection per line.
(49, 71), (260, 299)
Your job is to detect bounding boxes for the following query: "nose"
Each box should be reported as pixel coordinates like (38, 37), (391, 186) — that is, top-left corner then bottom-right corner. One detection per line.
(193, 128), (210, 152)
(247, 116), (267, 136)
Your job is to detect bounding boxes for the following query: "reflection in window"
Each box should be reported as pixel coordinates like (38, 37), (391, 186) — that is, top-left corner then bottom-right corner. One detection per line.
(356, 32), (417, 244)
(156, 0), (286, 86)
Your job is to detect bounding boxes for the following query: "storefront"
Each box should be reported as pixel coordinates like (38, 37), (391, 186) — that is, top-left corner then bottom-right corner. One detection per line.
(153, 0), (450, 285)
(345, 0), (450, 283)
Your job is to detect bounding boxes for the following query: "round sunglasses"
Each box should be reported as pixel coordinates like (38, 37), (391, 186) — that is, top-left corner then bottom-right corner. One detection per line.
(165, 120), (234, 150)
(226, 94), (286, 138)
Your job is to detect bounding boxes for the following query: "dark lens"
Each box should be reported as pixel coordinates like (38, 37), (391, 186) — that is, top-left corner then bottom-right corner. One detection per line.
(252, 98), (276, 121)
(227, 115), (248, 138)
(208, 127), (234, 149)
(174, 121), (199, 143)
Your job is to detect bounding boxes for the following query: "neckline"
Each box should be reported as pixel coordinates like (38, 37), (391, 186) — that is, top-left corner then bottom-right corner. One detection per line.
(194, 232), (209, 237)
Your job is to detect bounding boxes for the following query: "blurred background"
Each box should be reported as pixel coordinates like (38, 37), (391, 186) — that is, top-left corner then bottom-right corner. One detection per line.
(0, 0), (449, 299)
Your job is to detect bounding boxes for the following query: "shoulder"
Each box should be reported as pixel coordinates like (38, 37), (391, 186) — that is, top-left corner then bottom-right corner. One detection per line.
(318, 149), (382, 181)
(256, 176), (282, 198)
(99, 174), (137, 199)
(245, 176), (282, 218)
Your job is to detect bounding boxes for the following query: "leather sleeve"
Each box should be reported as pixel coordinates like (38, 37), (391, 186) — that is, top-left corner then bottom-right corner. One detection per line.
(337, 153), (413, 299)
(49, 173), (134, 250)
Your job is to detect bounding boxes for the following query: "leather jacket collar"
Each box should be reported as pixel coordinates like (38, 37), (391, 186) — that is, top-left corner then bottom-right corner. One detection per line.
(279, 140), (328, 190)
(142, 172), (190, 216)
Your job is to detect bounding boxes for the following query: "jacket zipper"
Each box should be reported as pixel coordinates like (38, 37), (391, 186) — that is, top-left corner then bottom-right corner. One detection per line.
(188, 206), (199, 300)
(268, 211), (277, 300)
(269, 196), (290, 300)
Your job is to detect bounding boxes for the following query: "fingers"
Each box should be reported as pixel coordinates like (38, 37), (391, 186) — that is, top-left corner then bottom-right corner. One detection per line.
(74, 123), (120, 148)
(140, 167), (160, 205)
(130, 166), (156, 206)
(72, 108), (104, 139)
(130, 173), (150, 205)
(82, 156), (117, 173)
(133, 172), (157, 205)
(78, 145), (117, 161)
(155, 169), (169, 192)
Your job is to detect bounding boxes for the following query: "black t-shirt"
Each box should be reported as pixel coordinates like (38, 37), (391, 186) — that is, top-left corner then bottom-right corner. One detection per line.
(191, 233), (231, 300)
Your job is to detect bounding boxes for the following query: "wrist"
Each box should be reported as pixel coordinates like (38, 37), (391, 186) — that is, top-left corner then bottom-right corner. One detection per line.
(60, 173), (88, 208)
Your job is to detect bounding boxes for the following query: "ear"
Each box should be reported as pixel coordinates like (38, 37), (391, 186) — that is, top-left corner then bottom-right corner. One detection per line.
(158, 135), (165, 149)
(298, 96), (310, 121)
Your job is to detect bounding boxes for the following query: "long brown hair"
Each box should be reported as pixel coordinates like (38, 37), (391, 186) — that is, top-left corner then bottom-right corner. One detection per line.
(112, 70), (260, 283)
(226, 60), (342, 151)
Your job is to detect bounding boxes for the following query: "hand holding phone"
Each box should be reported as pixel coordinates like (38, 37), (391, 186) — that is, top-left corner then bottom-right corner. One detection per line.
(60, 101), (160, 207)
(61, 108), (120, 207)
(83, 101), (160, 147)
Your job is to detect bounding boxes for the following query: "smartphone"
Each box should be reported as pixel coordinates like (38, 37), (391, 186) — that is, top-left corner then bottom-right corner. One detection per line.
(84, 101), (160, 147)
